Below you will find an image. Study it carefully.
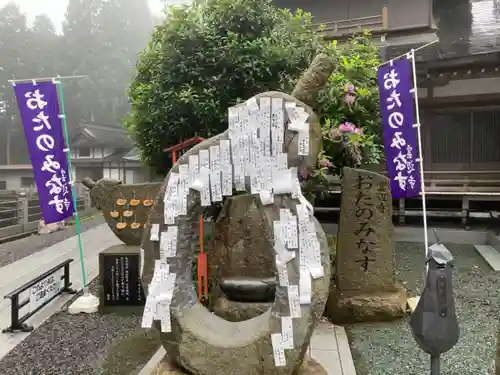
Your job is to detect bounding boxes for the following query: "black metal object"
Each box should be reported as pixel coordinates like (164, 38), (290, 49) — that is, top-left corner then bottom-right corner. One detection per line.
(409, 230), (459, 375)
(2, 259), (77, 333)
(220, 277), (277, 303)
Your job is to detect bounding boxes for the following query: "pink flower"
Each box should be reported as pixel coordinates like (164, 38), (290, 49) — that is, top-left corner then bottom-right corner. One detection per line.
(354, 127), (364, 136)
(339, 122), (355, 133)
(319, 159), (332, 168)
(343, 93), (356, 105)
(329, 128), (340, 138)
(299, 166), (310, 179)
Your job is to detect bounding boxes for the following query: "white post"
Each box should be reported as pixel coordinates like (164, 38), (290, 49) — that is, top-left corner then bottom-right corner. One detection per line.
(409, 50), (429, 267)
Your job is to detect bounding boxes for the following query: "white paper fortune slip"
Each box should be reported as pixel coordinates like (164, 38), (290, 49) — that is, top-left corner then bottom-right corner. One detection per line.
(159, 230), (168, 259)
(271, 333), (286, 367)
(307, 236), (324, 280)
(276, 257), (289, 286)
(273, 169), (292, 195)
(219, 139), (233, 196)
(177, 164), (189, 215)
(149, 224), (159, 242)
(210, 171), (223, 202)
(154, 273), (177, 303)
(270, 98), (284, 156)
(163, 172), (179, 224)
(298, 130), (309, 156)
(260, 97), (271, 156)
(288, 285), (301, 318)
(197, 149), (211, 205)
(160, 226), (178, 258)
(286, 215), (298, 249)
(188, 154), (199, 185)
(140, 248), (144, 277)
(280, 316), (294, 349)
(141, 298), (155, 328)
(200, 169), (211, 207)
(299, 266), (312, 304)
(275, 241), (295, 264)
(159, 303), (172, 332)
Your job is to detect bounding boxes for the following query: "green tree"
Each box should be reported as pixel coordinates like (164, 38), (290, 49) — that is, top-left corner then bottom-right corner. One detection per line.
(126, 0), (321, 172)
(311, 32), (383, 184)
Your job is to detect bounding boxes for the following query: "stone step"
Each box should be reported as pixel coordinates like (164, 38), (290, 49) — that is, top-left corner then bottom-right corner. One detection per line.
(488, 232), (500, 251)
(474, 244), (500, 271)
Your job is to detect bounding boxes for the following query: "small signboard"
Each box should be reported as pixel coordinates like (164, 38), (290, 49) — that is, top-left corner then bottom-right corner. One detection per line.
(29, 270), (64, 312)
(100, 246), (144, 307)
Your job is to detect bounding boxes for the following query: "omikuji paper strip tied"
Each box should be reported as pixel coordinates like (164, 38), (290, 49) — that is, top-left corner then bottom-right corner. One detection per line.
(377, 59), (421, 199)
(142, 96), (325, 368)
(13, 81), (75, 224)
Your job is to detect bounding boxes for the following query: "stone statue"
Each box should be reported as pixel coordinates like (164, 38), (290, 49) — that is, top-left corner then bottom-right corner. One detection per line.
(81, 177), (162, 246)
(140, 53), (334, 375)
(207, 55), (334, 321)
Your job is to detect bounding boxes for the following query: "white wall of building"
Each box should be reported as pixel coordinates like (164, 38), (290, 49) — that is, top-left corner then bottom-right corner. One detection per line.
(0, 169), (36, 190)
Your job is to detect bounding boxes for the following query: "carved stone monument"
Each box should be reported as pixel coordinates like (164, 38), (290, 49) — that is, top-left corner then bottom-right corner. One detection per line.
(325, 167), (407, 324)
(82, 178), (162, 246)
(81, 178), (162, 313)
(140, 54), (334, 374)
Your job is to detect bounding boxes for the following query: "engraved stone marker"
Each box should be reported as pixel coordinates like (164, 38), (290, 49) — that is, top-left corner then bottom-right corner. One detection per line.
(326, 167), (407, 324)
(99, 244), (145, 313)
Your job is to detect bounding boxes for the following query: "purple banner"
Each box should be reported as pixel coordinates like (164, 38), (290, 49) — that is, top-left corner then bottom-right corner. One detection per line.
(13, 81), (75, 224)
(378, 58), (421, 199)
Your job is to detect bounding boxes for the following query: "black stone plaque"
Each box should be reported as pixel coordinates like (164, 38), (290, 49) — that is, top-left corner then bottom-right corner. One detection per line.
(101, 252), (144, 306)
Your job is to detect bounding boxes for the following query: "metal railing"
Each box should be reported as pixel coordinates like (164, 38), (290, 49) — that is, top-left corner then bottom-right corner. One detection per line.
(0, 185), (93, 240)
(2, 259), (76, 333)
(312, 14), (385, 38)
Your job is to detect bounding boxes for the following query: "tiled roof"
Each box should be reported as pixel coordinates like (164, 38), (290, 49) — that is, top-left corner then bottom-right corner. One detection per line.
(70, 122), (133, 148)
(384, 0), (500, 62)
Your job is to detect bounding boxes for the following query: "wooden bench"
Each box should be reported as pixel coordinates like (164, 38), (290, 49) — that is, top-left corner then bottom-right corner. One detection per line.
(313, 172), (500, 226)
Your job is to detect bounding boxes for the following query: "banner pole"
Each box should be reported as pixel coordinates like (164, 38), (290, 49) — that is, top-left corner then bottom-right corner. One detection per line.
(54, 76), (88, 292)
(409, 50), (429, 268)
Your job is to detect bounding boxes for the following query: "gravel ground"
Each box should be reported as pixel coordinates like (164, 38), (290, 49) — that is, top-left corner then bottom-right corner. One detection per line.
(347, 242), (498, 375)
(0, 214), (105, 267)
(0, 278), (161, 375)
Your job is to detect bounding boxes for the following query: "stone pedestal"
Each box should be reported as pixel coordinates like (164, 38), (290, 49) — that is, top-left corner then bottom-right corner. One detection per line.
(151, 356), (328, 375)
(98, 244), (145, 314)
(326, 168), (408, 324)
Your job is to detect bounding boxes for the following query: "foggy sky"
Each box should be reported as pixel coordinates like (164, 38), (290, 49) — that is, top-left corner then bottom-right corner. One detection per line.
(0, 0), (192, 32)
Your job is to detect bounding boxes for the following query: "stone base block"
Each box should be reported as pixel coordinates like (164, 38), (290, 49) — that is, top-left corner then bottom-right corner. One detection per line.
(151, 355), (327, 375)
(212, 294), (272, 322)
(325, 285), (408, 324)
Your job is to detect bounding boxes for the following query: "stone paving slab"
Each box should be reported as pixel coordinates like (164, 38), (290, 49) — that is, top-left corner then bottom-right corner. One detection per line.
(0, 223), (121, 360)
(0, 214), (105, 268)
